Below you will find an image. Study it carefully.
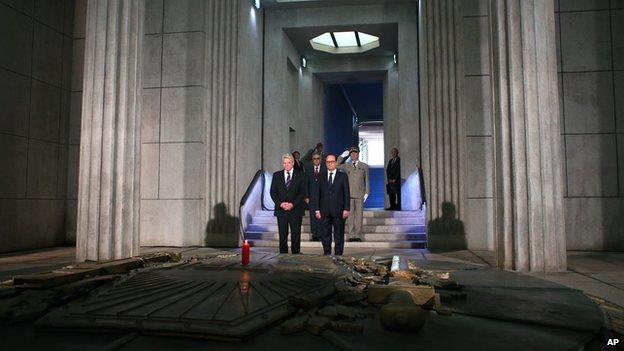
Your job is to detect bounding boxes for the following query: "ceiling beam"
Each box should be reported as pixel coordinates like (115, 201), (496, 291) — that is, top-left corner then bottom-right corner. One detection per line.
(330, 32), (338, 48)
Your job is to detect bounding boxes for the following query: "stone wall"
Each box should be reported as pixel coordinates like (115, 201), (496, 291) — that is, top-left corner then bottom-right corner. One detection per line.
(0, 0), (74, 253)
(66, 0), (85, 244)
(460, 0), (495, 250)
(138, 0), (263, 247)
(139, 0), (207, 246)
(263, 9), (325, 171)
(555, 0), (624, 250)
(456, 0), (624, 252)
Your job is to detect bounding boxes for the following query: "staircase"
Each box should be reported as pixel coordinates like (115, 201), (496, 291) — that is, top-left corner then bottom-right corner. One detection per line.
(245, 209), (427, 249)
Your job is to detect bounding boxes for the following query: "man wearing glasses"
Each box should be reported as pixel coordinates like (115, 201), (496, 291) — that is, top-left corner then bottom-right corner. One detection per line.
(310, 154), (350, 256)
(302, 142), (326, 166)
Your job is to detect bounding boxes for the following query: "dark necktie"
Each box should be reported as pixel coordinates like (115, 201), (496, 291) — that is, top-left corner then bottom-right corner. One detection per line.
(286, 171), (291, 188)
(329, 172), (333, 185)
(353, 162), (356, 169)
(314, 167), (319, 179)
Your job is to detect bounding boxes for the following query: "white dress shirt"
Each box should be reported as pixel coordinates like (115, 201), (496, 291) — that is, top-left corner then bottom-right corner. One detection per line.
(284, 169), (292, 183)
(327, 170), (336, 183)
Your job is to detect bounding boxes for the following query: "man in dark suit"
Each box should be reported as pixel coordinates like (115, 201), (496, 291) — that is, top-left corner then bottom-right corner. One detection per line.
(301, 142), (325, 167)
(304, 151), (325, 241)
(386, 147), (401, 210)
(270, 153), (306, 254)
(310, 154), (350, 256)
(292, 150), (305, 172)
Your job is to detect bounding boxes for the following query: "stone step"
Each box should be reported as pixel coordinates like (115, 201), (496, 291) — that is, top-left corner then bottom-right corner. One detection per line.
(247, 224), (426, 234)
(254, 210), (425, 218)
(246, 239), (427, 249)
(251, 216), (425, 226)
(245, 232), (427, 242)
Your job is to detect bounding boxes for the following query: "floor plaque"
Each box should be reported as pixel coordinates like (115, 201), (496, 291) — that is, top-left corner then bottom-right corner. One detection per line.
(37, 254), (341, 340)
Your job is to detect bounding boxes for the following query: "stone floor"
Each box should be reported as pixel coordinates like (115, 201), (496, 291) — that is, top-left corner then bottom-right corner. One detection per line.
(530, 251), (624, 308)
(3, 247), (622, 308)
(1, 246), (623, 350)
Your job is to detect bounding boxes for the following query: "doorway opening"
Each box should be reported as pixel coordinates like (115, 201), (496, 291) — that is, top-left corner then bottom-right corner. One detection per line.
(323, 81), (384, 209)
(358, 123), (385, 209)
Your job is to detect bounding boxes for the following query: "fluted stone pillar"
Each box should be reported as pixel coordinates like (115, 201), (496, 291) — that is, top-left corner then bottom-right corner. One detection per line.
(421, 0), (465, 222)
(76, 0), (144, 261)
(491, 0), (566, 272)
(203, 0), (241, 246)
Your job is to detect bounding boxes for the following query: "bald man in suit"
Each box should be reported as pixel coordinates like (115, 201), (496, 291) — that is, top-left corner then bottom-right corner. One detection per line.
(310, 153), (350, 255)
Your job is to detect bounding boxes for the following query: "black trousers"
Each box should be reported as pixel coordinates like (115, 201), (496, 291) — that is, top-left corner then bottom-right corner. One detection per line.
(308, 208), (322, 239)
(389, 185), (401, 209)
(277, 213), (302, 254)
(320, 215), (345, 255)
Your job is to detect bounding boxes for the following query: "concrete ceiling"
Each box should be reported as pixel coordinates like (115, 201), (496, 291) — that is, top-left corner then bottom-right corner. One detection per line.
(314, 70), (386, 84)
(284, 23), (398, 59)
(261, 0), (416, 9)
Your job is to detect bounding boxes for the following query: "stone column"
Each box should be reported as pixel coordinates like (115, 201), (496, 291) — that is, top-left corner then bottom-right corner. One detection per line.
(491, 0), (566, 272)
(203, 0), (241, 246)
(76, 0), (144, 261)
(420, 0), (465, 221)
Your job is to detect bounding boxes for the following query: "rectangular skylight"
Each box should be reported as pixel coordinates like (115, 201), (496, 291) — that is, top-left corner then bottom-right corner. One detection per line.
(333, 31), (358, 47)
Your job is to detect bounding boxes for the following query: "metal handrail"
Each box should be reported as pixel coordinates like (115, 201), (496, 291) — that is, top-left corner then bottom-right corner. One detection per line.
(418, 166), (426, 210)
(238, 170), (264, 244)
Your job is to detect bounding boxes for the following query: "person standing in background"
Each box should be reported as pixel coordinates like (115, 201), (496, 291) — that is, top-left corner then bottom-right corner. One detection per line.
(386, 147), (401, 210)
(304, 151), (325, 241)
(302, 142), (325, 167)
(292, 150), (304, 172)
(338, 147), (369, 242)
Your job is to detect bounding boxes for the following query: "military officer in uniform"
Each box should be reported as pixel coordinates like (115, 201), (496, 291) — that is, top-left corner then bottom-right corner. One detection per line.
(338, 146), (369, 242)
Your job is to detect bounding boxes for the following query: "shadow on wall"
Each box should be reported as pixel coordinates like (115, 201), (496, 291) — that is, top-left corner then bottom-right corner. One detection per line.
(204, 203), (240, 247)
(427, 202), (467, 250)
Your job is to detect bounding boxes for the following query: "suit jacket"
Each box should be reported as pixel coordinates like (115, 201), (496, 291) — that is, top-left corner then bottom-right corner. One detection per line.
(386, 156), (401, 181)
(310, 170), (350, 218)
(293, 160), (305, 172)
(270, 169), (306, 217)
(337, 156), (369, 199)
(305, 164), (326, 199)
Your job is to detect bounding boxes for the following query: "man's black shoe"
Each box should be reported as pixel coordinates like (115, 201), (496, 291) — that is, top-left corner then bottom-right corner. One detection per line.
(348, 238), (362, 242)
(311, 237), (321, 241)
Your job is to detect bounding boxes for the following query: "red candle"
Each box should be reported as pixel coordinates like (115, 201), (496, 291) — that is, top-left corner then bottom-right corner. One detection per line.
(242, 240), (250, 265)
